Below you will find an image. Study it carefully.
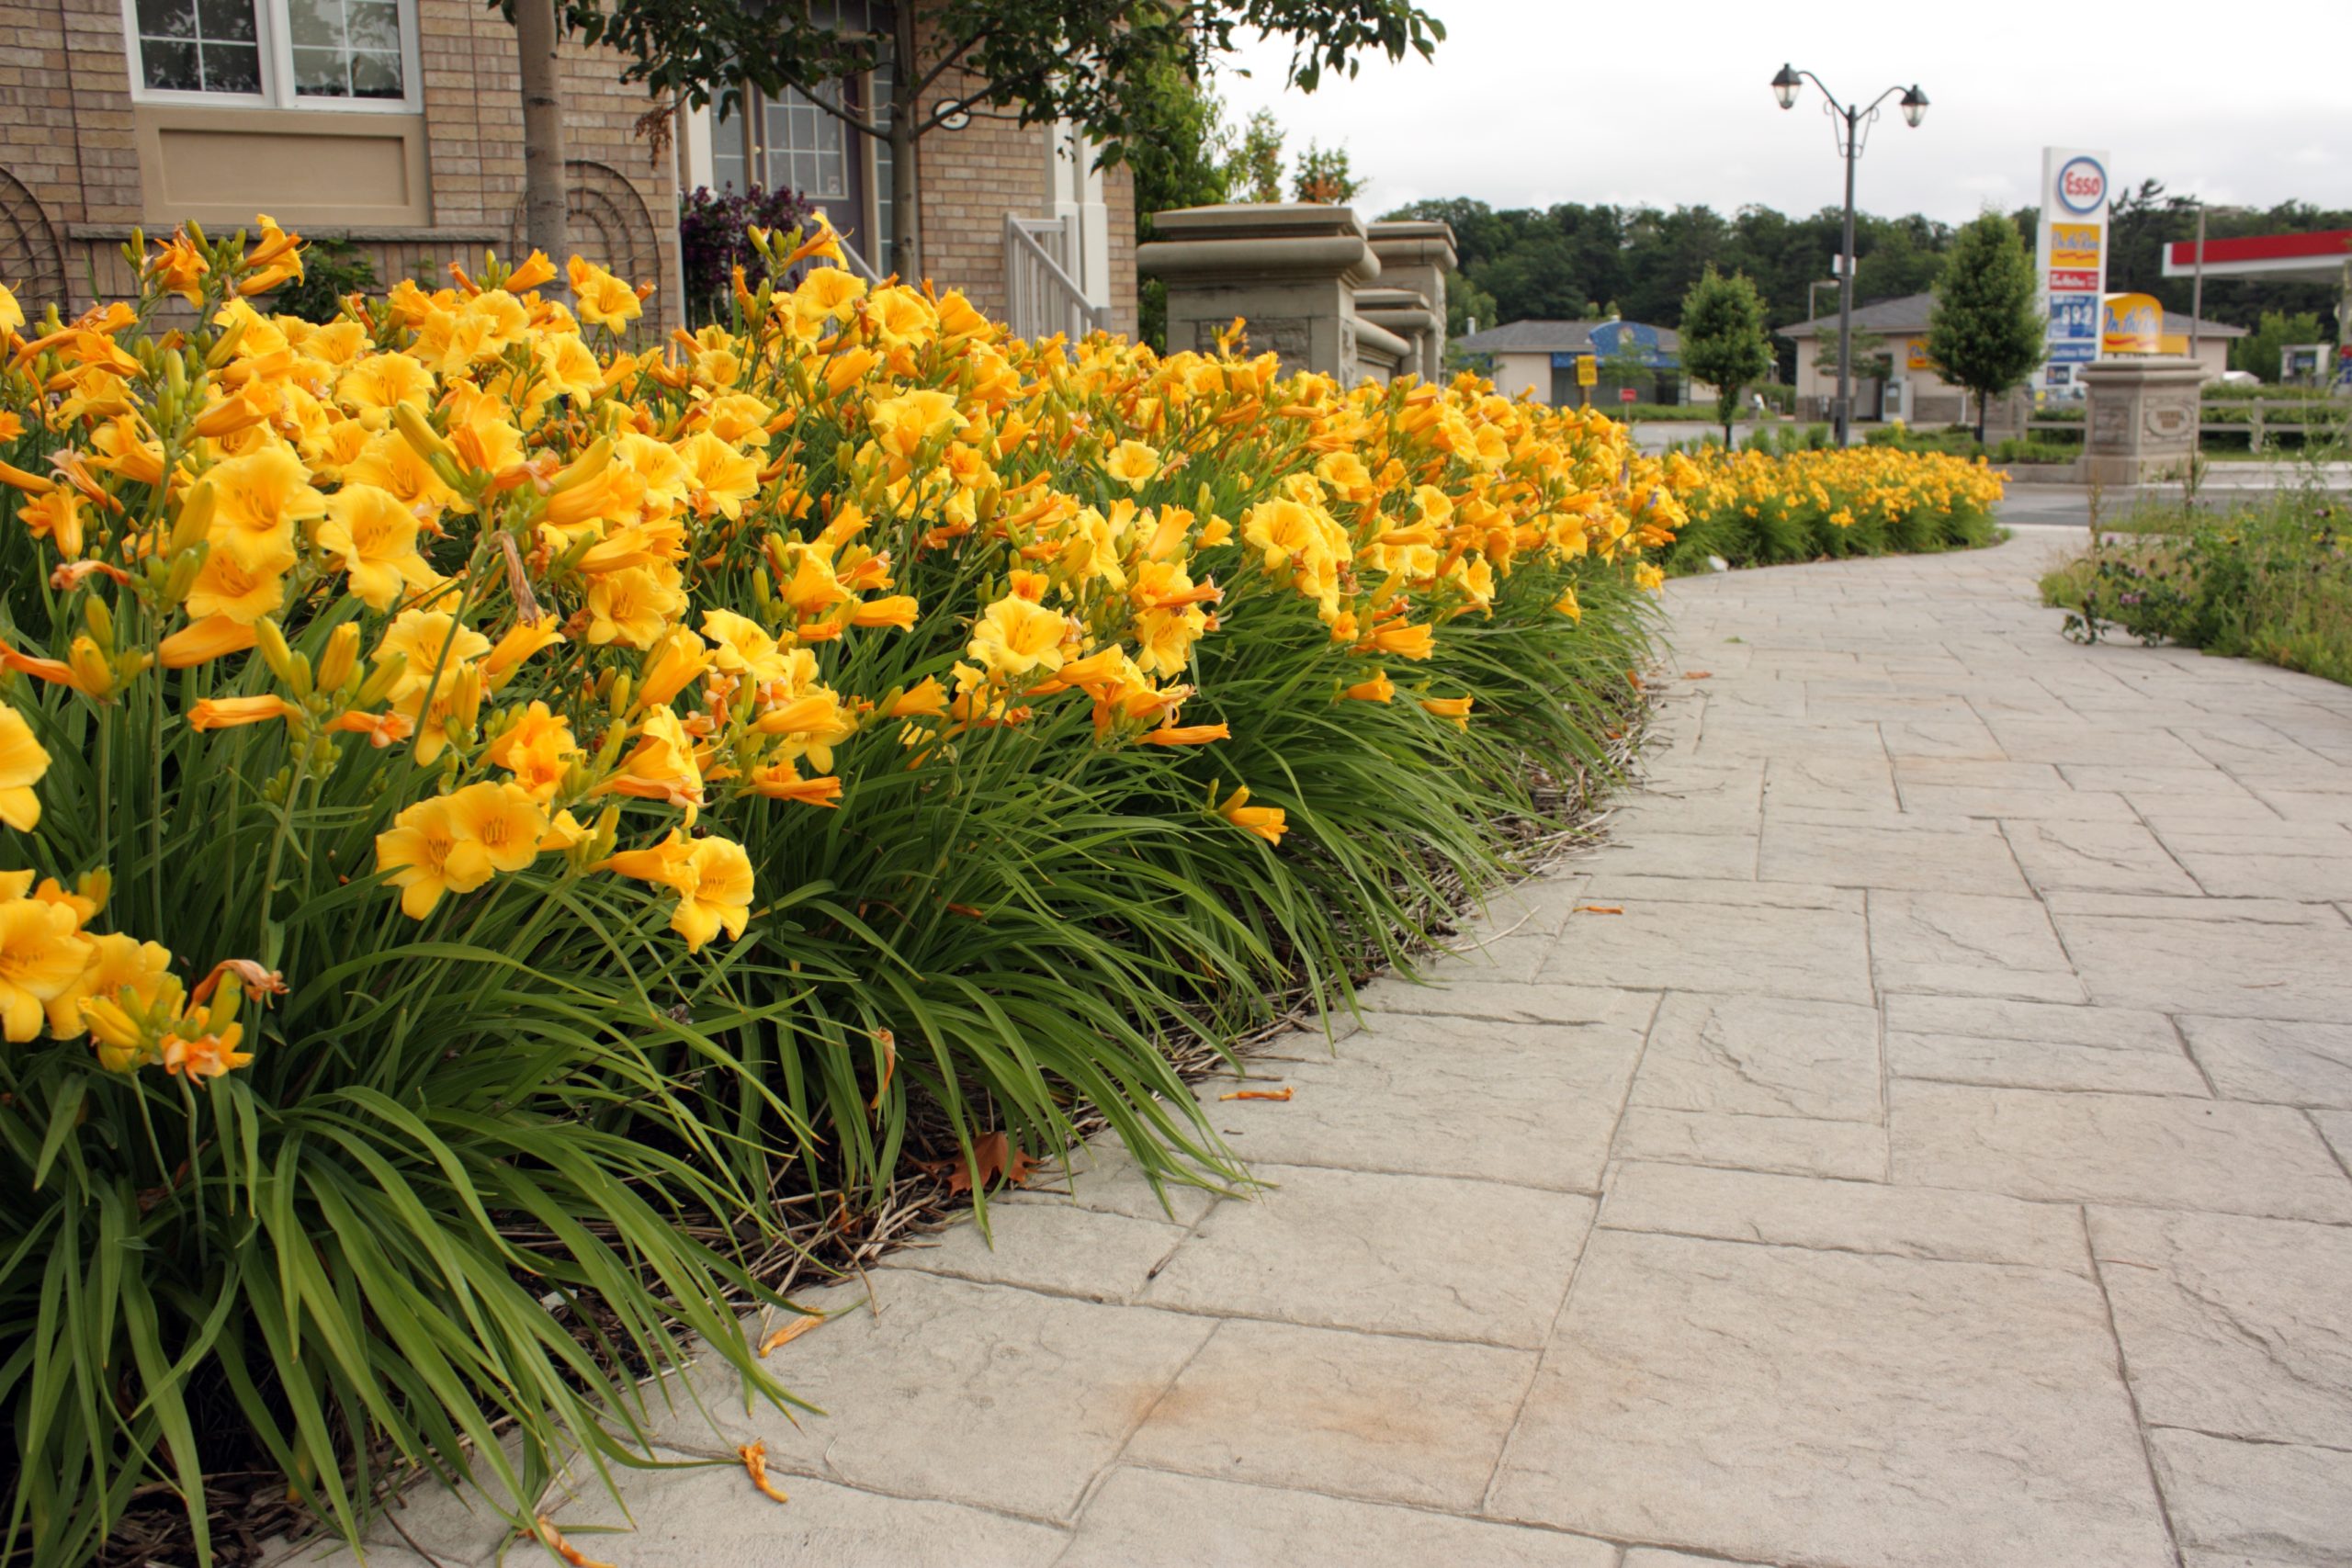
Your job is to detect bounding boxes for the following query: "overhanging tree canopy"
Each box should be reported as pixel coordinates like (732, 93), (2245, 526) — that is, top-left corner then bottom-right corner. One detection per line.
(539, 0), (1444, 276)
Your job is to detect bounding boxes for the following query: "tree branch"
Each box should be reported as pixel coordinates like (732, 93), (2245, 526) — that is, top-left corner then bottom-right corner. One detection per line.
(767, 72), (886, 140)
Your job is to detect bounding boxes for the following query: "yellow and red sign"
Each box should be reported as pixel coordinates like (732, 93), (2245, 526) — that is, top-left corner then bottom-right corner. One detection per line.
(2101, 293), (2163, 355)
(2051, 223), (2102, 271)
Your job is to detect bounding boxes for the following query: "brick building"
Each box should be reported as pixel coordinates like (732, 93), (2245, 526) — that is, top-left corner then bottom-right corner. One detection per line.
(0, 0), (1136, 333)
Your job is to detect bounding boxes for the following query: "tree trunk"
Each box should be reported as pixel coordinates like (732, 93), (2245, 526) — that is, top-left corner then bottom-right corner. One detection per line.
(887, 1), (921, 279)
(1974, 390), (1987, 446)
(516, 0), (568, 265)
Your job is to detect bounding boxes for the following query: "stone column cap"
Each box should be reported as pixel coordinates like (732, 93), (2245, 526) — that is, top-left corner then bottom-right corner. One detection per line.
(1148, 202), (1371, 243)
(2076, 355), (2206, 384)
(1367, 219), (1458, 272)
(1139, 203), (1379, 288)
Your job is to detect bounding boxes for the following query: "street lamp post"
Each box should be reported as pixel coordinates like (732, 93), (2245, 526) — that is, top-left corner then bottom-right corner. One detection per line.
(1771, 65), (1928, 446)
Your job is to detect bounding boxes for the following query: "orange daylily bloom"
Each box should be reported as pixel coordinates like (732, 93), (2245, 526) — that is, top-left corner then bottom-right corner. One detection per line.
(188, 695), (299, 731)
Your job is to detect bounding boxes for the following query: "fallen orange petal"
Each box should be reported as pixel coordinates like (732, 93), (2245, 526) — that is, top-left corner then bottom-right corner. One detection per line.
(532, 1517), (615, 1568)
(758, 1314), (823, 1356)
(739, 1440), (790, 1506)
(1217, 1087), (1294, 1102)
(1575, 905), (1624, 915)
(1681, 671), (1713, 680)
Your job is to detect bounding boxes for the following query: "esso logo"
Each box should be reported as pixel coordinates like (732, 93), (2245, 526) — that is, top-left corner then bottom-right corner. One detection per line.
(2056, 157), (2108, 215)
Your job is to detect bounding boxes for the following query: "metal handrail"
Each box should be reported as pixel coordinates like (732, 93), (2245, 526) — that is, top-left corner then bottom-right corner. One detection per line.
(1003, 213), (1110, 344)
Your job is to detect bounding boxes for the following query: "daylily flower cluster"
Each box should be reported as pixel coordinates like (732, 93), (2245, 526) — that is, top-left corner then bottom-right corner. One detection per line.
(1680, 445), (2006, 536)
(0, 215), (1692, 1083)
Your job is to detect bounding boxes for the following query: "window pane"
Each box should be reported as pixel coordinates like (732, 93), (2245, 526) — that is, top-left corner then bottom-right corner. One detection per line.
(201, 40), (260, 92)
(136, 0), (197, 40)
(347, 51), (399, 95)
(289, 0), (404, 99)
(286, 0), (338, 48)
(141, 37), (200, 88)
(139, 0), (264, 94)
(710, 100), (746, 192)
(195, 0), (254, 42)
(291, 44), (346, 93)
(346, 1), (399, 51)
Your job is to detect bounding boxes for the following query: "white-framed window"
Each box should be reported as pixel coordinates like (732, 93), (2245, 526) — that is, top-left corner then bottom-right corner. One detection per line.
(122, 0), (423, 112)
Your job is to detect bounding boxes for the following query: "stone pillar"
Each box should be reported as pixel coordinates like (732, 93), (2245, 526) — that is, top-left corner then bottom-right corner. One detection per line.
(1137, 203), (1379, 380)
(1354, 288), (1441, 384)
(1367, 219), (1457, 380)
(2075, 356), (2204, 486)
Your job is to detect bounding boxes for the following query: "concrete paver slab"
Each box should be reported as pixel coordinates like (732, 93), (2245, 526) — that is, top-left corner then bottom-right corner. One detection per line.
(1138, 1164), (1593, 1348)
(1487, 1229), (2175, 1568)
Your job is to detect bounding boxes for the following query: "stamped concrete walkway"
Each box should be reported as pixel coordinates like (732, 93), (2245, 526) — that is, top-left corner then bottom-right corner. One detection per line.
(345, 531), (2352, 1568)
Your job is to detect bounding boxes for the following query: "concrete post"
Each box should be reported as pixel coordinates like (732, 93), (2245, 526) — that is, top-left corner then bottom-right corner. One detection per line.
(1137, 204), (1379, 380)
(2075, 355), (2205, 487)
(1366, 220), (1457, 380)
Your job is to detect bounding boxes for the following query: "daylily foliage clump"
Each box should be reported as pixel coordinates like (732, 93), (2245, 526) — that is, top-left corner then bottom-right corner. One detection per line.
(1666, 443), (2007, 569)
(0, 217), (1699, 1565)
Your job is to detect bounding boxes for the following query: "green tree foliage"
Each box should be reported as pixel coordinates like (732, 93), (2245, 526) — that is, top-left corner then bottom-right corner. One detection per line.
(1226, 107), (1286, 203)
(2234, 310), (2327, 382)
(1447, 270), (1498, 338)
(1387, 187), (2349, 384)
(1680, 267), (1772, 445)
(555, 0), (1443, 275)
(1291, 140), (1363, 204)
(1926, 211), (2044, 443)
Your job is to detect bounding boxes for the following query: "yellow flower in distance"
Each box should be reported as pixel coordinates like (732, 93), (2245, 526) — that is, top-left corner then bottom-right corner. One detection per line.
(0, 701), (51, 830)
(319, 483), (436, 611)
(1216, 785), (1287, 846)
(199, 446), (329, 570)
(375, 795), (493, 919)
(967, 594), (1069, 681)
(443, 780), (549, 874)
(567, 257), (645, 328)
(0, 897), (88, 1042)
(1104, 440), (1161, 489)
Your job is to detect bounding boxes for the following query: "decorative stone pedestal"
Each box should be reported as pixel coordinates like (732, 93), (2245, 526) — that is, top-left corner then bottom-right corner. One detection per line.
(1138, 204), (1379, 381)
(1366, 220), (1458, 382)
(2075, 356), (2204, 487)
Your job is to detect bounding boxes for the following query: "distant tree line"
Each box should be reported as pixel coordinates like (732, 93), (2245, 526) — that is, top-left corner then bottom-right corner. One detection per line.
(1385, 186), (2350, 380)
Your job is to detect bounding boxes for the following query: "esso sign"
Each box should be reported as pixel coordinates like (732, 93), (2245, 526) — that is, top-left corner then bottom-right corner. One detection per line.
(2056, 157), (2108, 215)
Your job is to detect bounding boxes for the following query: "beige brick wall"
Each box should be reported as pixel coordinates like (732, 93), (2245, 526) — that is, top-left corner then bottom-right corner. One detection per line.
(0, 0), (1141, 337)
(0, 0), (679, 321)
(909, 75), (1139, 340)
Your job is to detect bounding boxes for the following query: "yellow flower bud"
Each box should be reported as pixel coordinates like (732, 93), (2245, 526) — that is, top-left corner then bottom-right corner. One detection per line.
(354, 650), (406, 707)
(315, 623), (360, 694)
(67, 636), (114, 698)
(168, 482), (216, 557)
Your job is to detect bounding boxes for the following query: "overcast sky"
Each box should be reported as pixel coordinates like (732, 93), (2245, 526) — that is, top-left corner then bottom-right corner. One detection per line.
(1215, 0), (2350, 225)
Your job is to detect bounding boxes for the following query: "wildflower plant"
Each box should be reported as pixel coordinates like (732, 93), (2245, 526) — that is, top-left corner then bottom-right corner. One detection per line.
(0, 215), (1688, 1562)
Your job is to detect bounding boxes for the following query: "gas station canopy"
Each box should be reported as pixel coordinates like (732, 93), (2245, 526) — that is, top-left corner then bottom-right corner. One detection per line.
(2164, 230), (2352, 284)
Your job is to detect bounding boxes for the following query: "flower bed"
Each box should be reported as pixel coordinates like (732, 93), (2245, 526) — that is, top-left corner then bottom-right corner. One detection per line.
(1663, 446), (2007, 571)
(0, 220), (1689, 1564)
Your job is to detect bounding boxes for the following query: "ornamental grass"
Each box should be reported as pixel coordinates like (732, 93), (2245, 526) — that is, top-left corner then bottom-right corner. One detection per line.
(1664, 445), (2007, 570)
(0, 218), (1685, 1564)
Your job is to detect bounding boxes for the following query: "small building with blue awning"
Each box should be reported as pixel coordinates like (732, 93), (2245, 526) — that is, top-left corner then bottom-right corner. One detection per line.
(1453, 318), (1692, 407)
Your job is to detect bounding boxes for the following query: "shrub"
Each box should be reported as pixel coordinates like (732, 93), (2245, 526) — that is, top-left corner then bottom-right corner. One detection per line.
(257, 235), (378, 324)
(0, 220), (1680, 1562)
(2041, 488), (2352, 683)
(678, 185), (819, 323)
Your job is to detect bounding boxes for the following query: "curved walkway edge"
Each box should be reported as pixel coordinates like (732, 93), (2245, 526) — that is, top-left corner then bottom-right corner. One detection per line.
(325, 532), (2352, 1568)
